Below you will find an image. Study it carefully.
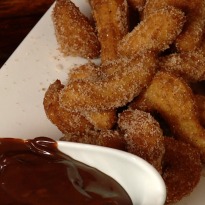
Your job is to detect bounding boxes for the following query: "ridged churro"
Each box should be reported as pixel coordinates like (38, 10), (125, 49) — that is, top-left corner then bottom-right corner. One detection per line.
(159, 50), (205, 82)
(59, 52), (157, 111)
(117, 6), (185, 57)
(118, 109), (165, 173)
(53, 0), (100, 58)
(131, 71), (205, 162)
(68, 62), (117, 130)
(43, 80), (94, 134)
(163, 137), (202, 204)
(90, 0), (128, 62)
(143, 0), (205, 51)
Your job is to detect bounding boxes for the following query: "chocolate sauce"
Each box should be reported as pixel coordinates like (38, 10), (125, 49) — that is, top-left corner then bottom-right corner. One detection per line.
(0, 137), (133, 205)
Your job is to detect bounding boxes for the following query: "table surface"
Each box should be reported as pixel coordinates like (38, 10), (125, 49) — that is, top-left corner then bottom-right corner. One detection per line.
(0, 0), (55, 68)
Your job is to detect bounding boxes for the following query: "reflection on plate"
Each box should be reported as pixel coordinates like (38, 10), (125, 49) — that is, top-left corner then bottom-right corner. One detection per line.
(0, 0), (204, 204)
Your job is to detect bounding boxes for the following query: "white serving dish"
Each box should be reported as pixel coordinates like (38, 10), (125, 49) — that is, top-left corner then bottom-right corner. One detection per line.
(58, 141), (166, 205)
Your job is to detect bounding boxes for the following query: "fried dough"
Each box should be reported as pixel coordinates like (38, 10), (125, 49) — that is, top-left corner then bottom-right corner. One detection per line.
(90, 0), (128, 63)
(59, 52), (157, 111)
(43, 80), (94, 134)
(159, 50), (205, 82)
(52, 0), (100, 58)
(143, 0), (205, 51)
(61, 130), (126, 150)
(68, 62), (117, 130)
(131, 71), (205, 162)
(117, 6), (185, 57)
(68, 62), (99, 82)
(118, 109), (165, 173)
(83, 110), (117, 130)
(45, 1), (205, 203)
(163, 137), (202, 204)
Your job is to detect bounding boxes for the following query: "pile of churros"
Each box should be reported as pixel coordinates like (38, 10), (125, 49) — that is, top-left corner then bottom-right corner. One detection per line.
(43, 0), (205, 203)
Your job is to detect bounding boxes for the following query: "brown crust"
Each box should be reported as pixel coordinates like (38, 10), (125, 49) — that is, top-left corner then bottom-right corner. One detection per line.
(60, 130), (126, 151)
(118, 109), (165, 173)
(59, 53), (157, 111)
(143, 0), (205, 51)
(68, 62), (117, 130)
(90, 0), (128, 62)
(52, 0), (100, 58)
(43, 80), (94, 134)
(117, 6), (185, 57)
(159, 50), (205, 82)
(163, 137), (202, 204)
(130, 71), (205, 162)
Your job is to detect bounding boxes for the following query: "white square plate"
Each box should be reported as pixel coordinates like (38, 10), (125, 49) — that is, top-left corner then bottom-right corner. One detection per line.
(0, 1), (204, 204)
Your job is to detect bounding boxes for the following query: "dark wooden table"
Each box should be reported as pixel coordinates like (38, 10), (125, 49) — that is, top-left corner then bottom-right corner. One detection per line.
(0, 0), (55, 68)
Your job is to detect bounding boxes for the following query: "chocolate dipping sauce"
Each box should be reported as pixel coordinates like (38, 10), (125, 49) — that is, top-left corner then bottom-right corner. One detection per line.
(0, 137), (133, 205)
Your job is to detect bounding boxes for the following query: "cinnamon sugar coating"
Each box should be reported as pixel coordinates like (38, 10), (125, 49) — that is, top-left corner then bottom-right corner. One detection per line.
(118, 109), (165, 173)
(163, 137), (202, 204)
(117, 6), (185, 57)
(59, 53), (157, 111)
(159, 50), (205, 82)
(52, 0), (100, 58)
(61, 130), (126, 150)
(143, 0), (205, 52)
(68, 62), (117, 130)
(43, 80), (94, 134)
(90, 0), (128, 62)
(42, 1), (205, 203)
(83, 109), (117, 130)
(131, 71), (205, 162)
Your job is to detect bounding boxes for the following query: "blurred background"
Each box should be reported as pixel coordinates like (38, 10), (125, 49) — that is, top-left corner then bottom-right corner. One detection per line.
(0, 0), (55, 67)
